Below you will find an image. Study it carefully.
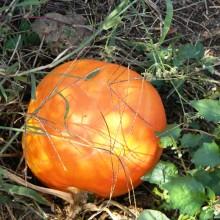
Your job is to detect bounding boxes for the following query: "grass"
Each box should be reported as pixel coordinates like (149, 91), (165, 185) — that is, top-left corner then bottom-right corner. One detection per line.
(0, 0), (220, 219)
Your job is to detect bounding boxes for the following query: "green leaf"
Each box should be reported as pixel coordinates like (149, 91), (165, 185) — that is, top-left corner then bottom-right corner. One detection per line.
(159, 124), (181, 139)
(138, 209), (170, 220)
(181, 133), (212, 149)
(142, 161), (178, 187)
(16, 19), (40, 47)
(23, 32), (40, 45)
(164, 176), (207, 216)
(0, 194), (11, 204)
(167, 79), (185, 98)
(102, 0), (130, 30)
(193, 169), (220, 195)
(128, 41), (148, 53)
(2, 183), (49, 206)
(0, 167), (4, 176)
(151, 79), (165, 89)
(159, 0), (173, 45)
(199, 208), (214, 220)
(4, 35), (23, 50)
(0, 167), (49, 205)
(173, 42), (204, 67)
(19, 19), (31, 31)
(215, 214), (220, 219)
(201, 56), (218, 74)
(5, 62), (19, 74)
(18, 0), (46, 7)
(191, 99), (220, 123)
(206, 187), (216, 201)
(213, 125), (220, 139)
(192, 142), (220, 168)
(0, 170), (3, 185)
(158, 124), (181, 148)
(147, 46), (172, 62)
(159, 136), (176, 148)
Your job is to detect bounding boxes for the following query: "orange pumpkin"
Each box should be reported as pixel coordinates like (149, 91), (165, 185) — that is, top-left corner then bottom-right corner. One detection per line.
(22, 59), (166, 197)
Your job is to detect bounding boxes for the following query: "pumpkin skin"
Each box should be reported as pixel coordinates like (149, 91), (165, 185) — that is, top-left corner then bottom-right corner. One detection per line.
(22, 59), (166, 197)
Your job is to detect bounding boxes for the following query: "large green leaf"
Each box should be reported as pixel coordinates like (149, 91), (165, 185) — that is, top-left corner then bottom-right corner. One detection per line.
(164, 176), (207, 216)
(138, 209), (170, 220)
(193, 169), (220, 195)
(173, 42), (204, 67)
(181, 133), (212, 149)
(213, 125), (220, 139)
(191, 99), (220, 123)
(142, 161), (178, 187)
(199, 208), (214, 220)
(192, 142), (220, 168)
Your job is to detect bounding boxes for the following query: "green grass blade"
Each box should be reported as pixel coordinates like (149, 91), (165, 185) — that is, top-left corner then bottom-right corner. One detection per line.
(30, 73), (37, 100)
(102, 0), (137, 30)
(58, 92), (70, 121)
(2, 183), (50, 206)
(0, 167), (49, 206)
(0, 83), (8, 102)
(159, 0), (173, 45)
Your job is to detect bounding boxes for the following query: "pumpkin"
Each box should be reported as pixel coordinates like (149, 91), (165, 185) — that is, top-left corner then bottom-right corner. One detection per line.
(22, 59), (166, 197)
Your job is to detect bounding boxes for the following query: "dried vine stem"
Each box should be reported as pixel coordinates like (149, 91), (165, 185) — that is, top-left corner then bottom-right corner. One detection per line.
(2, 168), (74, 204)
